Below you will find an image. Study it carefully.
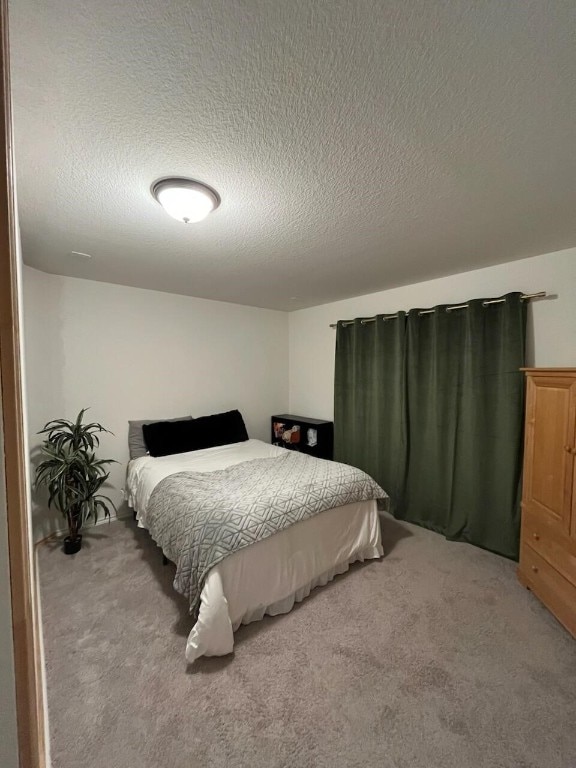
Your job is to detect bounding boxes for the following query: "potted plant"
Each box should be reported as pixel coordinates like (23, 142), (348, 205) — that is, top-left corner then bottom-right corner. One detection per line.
(34, 409), (117, 554)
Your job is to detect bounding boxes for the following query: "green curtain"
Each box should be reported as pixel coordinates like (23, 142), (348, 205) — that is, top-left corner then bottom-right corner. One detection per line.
(334, 293), (527, 559)
(334, 314), (407, 510)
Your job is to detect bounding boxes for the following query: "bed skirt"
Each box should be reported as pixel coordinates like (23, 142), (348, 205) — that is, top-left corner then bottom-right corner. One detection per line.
(237, 544), (382, 628)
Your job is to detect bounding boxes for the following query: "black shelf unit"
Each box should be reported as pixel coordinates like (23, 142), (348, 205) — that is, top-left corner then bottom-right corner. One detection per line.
(271, 413), (334, 460)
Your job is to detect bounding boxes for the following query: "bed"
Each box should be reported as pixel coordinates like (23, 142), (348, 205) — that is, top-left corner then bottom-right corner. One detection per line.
(126, 434), (386, 662)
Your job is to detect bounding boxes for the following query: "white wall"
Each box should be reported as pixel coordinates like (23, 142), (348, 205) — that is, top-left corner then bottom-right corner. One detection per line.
(23, 267), (289, 540)
(289, 248), (576, 420)
(23, 247), (576, 539)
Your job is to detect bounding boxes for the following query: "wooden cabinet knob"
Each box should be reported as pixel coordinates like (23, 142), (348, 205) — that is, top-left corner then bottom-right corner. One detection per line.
(531, 565), (538, 573)
(532, 533), (540, 541)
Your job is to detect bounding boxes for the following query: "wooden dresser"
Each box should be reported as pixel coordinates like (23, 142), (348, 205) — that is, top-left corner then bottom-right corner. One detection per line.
(518, 368), (576, 637)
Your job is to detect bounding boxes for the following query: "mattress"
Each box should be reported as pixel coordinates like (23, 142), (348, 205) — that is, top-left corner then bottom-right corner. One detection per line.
(126, 439), (383, 661)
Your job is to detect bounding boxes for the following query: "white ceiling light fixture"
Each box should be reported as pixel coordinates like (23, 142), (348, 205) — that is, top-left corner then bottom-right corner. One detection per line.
(151, 177), (221, 224)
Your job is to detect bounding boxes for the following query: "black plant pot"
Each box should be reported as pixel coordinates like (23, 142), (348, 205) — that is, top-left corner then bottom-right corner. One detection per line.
(63, 534), (82, 555)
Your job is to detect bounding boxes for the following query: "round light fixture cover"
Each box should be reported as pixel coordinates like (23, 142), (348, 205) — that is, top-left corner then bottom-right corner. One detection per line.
(151, 178), (221, 223)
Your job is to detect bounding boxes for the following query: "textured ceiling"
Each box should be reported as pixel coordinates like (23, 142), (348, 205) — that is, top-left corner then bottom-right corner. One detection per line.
(9, 0), (576, 310)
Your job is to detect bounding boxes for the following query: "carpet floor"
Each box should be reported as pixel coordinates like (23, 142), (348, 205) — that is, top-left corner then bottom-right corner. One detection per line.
(38, 515), (576, 768)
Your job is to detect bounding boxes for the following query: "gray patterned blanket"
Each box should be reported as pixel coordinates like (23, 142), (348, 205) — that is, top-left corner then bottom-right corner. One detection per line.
(146, 451), (387, 616)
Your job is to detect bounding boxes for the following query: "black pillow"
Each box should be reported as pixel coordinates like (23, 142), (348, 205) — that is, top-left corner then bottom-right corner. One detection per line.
(142, 409), (248, 457)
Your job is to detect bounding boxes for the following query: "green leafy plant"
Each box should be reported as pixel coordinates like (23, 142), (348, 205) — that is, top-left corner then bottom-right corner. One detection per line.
(34, 409), (117, 549)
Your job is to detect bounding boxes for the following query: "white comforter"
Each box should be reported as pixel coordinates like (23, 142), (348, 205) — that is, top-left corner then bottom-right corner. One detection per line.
(126, 439), (383, 661)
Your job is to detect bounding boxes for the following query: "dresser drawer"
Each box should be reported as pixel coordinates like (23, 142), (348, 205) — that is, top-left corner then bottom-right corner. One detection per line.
(520, 507), (576, 588)
(519, 544), (576, 638)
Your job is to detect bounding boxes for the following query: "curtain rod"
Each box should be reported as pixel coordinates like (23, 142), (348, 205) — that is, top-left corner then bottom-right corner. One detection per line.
(329, 292), (547, 328)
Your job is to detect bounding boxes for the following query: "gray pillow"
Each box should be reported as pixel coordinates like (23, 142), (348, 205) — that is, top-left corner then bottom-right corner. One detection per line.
(128, 416), (193, 460)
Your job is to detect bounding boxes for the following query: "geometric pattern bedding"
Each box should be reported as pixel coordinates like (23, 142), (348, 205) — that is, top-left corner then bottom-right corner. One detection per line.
(146, 451), (388, 617)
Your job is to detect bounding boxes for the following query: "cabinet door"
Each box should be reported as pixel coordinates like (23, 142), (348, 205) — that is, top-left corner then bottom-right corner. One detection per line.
(522, 376), (576, 533)
(571, 450), (576, 542)
(571, 385), (576, 542)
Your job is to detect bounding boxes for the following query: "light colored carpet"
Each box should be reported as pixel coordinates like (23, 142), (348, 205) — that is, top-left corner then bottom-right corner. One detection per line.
(38, 515), (576, 768)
